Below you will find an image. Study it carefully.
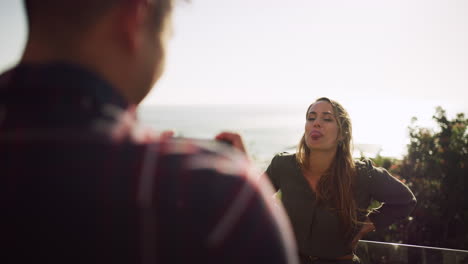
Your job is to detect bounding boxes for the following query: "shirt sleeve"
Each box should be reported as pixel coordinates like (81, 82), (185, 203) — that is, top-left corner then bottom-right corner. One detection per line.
(364, 160), (417, 231)
(163, 150), (298, 264)
(211, 173), (299, 264)
(265, 154), (281, 191)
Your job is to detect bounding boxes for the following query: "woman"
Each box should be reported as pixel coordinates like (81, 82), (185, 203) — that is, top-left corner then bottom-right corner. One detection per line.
(217, 97), (417, 264)
(265, 97), (416, 263)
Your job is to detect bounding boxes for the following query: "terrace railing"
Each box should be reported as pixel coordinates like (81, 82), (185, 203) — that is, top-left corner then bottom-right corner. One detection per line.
(356, 240), (468, 264)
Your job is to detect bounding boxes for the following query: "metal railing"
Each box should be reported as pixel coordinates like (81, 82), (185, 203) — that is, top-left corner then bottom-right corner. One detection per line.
(356, 240), (468, 264)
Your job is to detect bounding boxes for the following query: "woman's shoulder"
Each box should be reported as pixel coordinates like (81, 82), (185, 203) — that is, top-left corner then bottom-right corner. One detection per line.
(272, 152), (296, 162)
(269, 152), (297, 168)
(354, 158), (393, 181)
(355, 158), (373, 171)
(275, 151), (296, 158)
(354, 158), (376, 180)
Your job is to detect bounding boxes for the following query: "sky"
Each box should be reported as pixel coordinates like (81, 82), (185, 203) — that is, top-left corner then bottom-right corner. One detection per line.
(1, 0), (467, 157)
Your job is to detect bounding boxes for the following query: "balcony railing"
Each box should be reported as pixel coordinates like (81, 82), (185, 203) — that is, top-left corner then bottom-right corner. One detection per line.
(356, 240), (468, 264)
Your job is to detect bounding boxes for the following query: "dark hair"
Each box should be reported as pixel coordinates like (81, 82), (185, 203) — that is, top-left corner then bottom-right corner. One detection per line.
(24, 0), (173, 35)
(296, 97), (358, 236)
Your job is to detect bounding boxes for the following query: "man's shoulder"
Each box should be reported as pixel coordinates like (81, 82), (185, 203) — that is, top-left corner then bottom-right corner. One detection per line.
(0, 67), (16, 93)
(146, 137), (255, 180)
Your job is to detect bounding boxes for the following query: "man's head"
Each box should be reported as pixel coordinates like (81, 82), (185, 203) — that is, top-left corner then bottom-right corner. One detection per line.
(23, 0), (174, 104)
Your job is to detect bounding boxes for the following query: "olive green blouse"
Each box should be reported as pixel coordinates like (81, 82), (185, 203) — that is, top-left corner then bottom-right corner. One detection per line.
(265, 153), (417, 259)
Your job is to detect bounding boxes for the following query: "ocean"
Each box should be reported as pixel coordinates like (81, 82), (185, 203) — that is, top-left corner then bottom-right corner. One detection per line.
(138, 104), (384, 171)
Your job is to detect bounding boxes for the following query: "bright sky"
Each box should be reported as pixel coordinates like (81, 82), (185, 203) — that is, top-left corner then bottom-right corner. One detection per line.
(1, 0), (467, 157)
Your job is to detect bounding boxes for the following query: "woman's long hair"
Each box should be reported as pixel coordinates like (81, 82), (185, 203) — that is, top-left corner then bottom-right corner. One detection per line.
(295, 97), (358, 235)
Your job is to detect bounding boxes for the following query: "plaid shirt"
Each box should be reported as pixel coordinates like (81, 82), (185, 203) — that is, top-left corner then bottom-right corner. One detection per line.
(0, 63), (298, 264)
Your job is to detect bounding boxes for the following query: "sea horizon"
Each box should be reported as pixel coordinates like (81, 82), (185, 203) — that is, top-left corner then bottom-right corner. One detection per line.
(137, 103), (450, 171)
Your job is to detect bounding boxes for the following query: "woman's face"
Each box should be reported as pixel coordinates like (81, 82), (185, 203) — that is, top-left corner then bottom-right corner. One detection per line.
(304, 101), (341, 152)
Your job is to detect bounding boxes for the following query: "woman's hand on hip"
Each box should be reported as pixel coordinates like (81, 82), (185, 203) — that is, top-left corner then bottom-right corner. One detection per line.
(351, 218), (376, 250)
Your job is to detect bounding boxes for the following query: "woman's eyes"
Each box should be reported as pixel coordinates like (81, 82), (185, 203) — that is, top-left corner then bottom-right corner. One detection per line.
(307, 117), (333, 122)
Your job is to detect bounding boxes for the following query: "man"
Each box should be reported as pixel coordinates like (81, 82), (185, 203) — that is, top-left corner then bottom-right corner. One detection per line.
(0, 0), (298, 263)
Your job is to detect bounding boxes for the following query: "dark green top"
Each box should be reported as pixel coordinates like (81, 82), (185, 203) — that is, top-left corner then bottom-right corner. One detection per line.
(265, 153), (417, 259)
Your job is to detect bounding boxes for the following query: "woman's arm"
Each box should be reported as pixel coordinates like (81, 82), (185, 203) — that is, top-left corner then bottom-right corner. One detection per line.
(351, 216), (376, 250)
(365, 161), (417, 231)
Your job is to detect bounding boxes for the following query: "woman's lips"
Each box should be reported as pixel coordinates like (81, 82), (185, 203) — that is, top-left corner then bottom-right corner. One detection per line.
(310, 131), (323, 140)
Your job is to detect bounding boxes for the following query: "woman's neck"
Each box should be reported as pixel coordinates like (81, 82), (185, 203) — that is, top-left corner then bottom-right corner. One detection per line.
(305, 149), (336, 179)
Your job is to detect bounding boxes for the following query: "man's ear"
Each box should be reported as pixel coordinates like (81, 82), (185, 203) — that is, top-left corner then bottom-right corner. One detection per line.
(118, 0), (150, 54)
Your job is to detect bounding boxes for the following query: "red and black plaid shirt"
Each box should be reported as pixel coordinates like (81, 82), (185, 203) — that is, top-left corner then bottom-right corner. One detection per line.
(0, 63), (298, 264)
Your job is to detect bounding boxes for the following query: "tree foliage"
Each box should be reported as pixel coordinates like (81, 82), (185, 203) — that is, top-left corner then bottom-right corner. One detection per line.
(367, 107), (468, 250)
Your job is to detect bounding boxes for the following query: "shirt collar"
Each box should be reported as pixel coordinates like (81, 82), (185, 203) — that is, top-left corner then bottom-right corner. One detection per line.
(11, 62), (128, 109)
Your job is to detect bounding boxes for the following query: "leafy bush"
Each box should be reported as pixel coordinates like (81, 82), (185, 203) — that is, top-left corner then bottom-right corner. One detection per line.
(366, 107), (468, 250)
